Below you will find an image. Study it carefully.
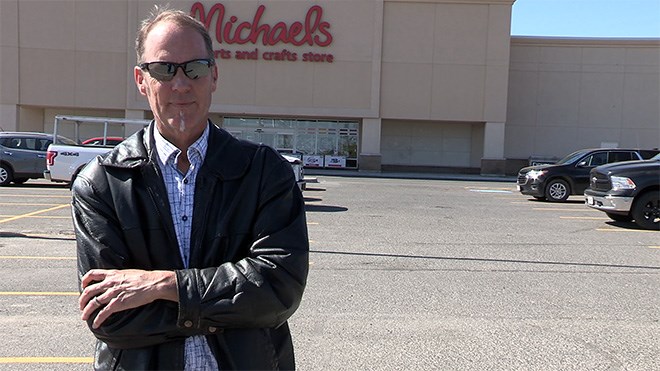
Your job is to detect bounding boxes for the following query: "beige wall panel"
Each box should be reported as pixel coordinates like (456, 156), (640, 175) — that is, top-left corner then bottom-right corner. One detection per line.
(575, 126), (624, 149)
(410, 124), (443, 153)
(20, 49), (75, 106)
(483, 65), (509, 120)
(254, 61), (315, 107)
(486, 5), (512, 64)
(582, 47), (625, 67)
(433, 3), (488, 65)
(505, 70), (537, 125)
(0, 46), (19, 104)
(620, 129), (660, 149)
(622, 73), (660, 130)
(533, 125), (579, 157)
(74, 51), (128, 109)
(75, 0), (128, 53)
(504, 124), (536, 158)
(381, 120), (472, 167)
(215, 60), (258, 106)
(382, 2), (435, 63)
(319, 1), (375, 62)
(0, 0), (18, 47)
(18, 107), (44, 132)
(380, 62), (433, 119)
(578, 72), (624, 127)
(431, 64), (485, 121)
(510, 44), (540, 64)
(536, 71), (580, 126)
(539, 45), (582, 67)
(312, 61), (372, 109)
(19, 1), (75, 50)
(625, 47), (660, 66)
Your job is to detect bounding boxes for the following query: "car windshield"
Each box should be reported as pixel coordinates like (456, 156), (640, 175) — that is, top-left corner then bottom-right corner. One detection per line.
(650, 153), (660, 161)
(555, 149), (590, 165)
(57, 135), (78, 145)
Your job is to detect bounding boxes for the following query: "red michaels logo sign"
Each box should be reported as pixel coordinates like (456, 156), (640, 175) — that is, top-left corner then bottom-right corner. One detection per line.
(191, 2), (334, 63)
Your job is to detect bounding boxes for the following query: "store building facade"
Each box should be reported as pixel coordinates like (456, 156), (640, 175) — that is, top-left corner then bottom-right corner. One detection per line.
(1, 0), (658, 175)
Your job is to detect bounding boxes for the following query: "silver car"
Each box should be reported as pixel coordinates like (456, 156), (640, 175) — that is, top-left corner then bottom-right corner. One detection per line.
(0, 132), (76, 186)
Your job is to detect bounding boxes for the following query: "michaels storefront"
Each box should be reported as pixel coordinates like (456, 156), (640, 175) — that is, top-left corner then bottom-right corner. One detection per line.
(2, 0), (516, 174)
(4, 1), (656, 174)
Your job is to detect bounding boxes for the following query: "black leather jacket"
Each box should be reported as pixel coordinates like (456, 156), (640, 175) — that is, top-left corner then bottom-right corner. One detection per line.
(72, 122), (309, 370)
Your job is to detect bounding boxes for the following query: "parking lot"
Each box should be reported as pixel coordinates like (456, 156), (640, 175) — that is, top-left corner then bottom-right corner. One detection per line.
(0, 175), (658, 370)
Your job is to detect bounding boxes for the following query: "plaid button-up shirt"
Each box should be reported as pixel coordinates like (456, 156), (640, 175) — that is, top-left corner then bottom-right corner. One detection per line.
(154, 124), (219, 370)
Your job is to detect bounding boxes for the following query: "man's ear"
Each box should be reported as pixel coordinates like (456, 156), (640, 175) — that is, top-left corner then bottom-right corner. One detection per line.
(134, 66), (148, 96)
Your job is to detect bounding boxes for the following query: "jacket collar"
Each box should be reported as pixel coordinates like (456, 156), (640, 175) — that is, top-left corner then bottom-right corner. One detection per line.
(100, 120), (251, 180)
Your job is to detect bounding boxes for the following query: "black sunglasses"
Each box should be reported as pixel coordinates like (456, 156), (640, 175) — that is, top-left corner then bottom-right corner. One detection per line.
(138, 59), (214, 82)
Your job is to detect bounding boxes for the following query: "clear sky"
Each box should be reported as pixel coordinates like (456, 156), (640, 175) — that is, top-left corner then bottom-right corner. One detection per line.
(511, 0), (660, 38)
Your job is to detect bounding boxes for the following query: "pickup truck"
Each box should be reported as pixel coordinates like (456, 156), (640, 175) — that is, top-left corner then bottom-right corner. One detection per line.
(44, 115), (150, 184)
(584, 153), (660, 230)
(44, 115), (306, 190)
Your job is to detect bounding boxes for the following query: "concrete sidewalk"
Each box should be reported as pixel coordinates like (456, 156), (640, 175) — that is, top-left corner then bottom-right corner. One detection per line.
(305, 168), (516, 183)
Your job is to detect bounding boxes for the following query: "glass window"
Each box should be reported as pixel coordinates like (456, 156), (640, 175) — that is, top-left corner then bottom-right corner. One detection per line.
(608, 151), (634, 163)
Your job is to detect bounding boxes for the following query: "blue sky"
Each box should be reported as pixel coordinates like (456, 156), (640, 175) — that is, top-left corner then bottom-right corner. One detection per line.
(511, 0), (660, 38)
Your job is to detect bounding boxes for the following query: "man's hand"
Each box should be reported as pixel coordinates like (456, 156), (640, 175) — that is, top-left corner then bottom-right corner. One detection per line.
(79, 269), (178, 329)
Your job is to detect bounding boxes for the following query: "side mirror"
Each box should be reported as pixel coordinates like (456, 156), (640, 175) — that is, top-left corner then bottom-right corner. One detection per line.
(577, 161), (588, 167)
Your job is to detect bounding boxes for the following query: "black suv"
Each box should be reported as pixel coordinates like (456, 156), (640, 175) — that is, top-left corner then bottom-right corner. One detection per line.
(0, 132), (76, 186)
(517, 148), (659, 202)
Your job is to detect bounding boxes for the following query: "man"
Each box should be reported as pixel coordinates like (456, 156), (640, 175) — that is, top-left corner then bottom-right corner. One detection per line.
(73, 7), (309, 370)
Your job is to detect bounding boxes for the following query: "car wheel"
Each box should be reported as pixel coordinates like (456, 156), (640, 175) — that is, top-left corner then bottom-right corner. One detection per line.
(631, 192), (660, 230)
(605, 212), (633, 222)
(0, 163), (13, 186)
(545, 179), (570, 202)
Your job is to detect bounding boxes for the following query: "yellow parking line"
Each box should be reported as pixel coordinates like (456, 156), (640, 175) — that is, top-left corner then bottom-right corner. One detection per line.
(307, 222), (319, 225)
(0, 194), (70, 198)
(0, 215), (70, 219)
(0, 203), (67, 206)
(649, 246), (660, 249)
(560, 216), (609, 220)
(0, 204), (69, 224)
(596, 228), (658, 233)
(0, 292), (78, 296)
(0, 357), (92, 364)
(533, 208), (592, 212)
(0, 256), (75, 260)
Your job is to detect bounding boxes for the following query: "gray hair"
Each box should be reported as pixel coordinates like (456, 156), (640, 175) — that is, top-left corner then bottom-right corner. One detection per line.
(135, 5), (214, 64)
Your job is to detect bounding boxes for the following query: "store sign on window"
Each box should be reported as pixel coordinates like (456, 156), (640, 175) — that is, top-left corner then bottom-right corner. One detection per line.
(191, 2), (334, 63)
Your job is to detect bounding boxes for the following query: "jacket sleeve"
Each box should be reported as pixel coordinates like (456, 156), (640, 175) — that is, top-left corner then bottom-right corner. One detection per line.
(175, 150), (310, 332)
(72, 165), (188, 349)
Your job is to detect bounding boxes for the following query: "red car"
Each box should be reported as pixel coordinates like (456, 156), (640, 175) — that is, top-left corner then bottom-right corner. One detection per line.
(81, 137), (124, 146)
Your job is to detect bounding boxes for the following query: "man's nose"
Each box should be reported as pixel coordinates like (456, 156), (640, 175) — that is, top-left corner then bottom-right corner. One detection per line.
(170, 67), (192, 90)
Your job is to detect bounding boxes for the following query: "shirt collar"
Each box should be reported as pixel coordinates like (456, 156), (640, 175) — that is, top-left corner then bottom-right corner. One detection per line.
(154, 122), (210, 167)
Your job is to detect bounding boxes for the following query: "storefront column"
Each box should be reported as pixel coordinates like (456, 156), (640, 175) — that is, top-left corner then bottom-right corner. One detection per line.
(481, 121), (506, 175)
(359, 118), (382, 171)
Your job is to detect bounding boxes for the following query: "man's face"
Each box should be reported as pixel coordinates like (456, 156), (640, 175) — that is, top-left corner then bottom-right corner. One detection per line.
(134, 21), (217, 146)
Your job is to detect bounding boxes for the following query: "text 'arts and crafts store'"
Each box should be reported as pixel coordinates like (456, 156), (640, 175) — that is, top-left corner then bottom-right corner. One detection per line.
(1, 0), (658, 175)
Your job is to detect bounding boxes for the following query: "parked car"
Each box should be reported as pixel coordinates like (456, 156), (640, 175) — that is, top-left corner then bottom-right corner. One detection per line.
(281, 153), (306, 191)
(584, 153), (660, 230)
(0, 131), (77, 186)
(81, 136), (124, 146)
(517, 148), (659, 202)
